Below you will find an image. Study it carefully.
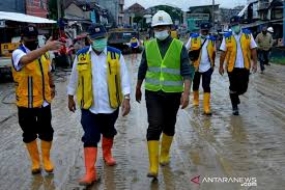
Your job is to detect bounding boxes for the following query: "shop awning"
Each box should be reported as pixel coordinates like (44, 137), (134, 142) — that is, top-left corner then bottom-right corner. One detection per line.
(0, 11), (56, 24)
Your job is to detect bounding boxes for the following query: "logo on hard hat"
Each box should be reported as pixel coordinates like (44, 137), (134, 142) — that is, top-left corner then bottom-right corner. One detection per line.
(95, 27), (100, 32)
(158, 16), (164, 21)
(28, 27), (34, 31)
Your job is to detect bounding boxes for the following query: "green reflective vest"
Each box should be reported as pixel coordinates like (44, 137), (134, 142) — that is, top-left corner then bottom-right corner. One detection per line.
(145, 39), (183, 93)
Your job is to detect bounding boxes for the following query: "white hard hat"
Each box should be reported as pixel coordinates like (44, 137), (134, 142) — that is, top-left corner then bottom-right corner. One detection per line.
(267, 27), (274, 33)
(151, 10), (173, 27)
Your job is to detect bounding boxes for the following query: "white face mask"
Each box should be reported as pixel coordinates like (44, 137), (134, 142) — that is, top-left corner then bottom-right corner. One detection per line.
(154, 30), (169, 41)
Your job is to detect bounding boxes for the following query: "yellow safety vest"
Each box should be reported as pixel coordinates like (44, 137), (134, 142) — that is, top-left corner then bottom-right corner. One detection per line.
(190, 36), (215, 71)
(130, 38), (139, 48)
(76, 47), (123, 109)
(224, 32), (252, 72)
(12, 45), (52, 108)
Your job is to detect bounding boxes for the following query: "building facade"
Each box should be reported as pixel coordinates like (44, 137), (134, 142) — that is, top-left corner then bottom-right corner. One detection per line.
(63, 0), (111, 25)
(239, 0), (282, 22)
(123, 3), (145, 25)
(0, 0), (48, 18)
(0, 0), (26, 14)
(26, 0), (49, 18)
(239, 0), (283, 38)
(219, 6), (244, 23)
(96, 0), (124, 25)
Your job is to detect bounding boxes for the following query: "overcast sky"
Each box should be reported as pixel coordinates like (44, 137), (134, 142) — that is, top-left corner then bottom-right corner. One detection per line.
(124, 0), (247, 11)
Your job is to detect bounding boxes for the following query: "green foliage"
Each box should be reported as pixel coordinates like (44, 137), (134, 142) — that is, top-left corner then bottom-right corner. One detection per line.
(270, 57), (285, 65)
(133, 16), (143, 23)
(153, 5), (183, 24)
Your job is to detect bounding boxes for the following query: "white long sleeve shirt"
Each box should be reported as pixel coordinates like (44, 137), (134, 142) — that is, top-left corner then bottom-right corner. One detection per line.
(67, 46), (131, 114)
(185, 35), (211, 73)
(220, 32), (257, 68)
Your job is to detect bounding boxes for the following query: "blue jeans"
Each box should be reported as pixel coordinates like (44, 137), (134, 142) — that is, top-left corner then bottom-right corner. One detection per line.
(80, 109), (119, 147)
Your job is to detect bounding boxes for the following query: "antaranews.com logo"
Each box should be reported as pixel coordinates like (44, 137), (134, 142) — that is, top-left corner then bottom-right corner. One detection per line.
(191, 175), (257, 187)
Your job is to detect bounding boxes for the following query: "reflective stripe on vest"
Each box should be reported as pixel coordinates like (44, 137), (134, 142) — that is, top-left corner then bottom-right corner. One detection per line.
(190, 37), (215, 71)
(76, 50), (122, 109)
(12, 45), (52, 108)
(145, 78), (183, 86)
(145, 39), (183, 93)
(225, 33), (251, 72)
(147, 67), (181, 75)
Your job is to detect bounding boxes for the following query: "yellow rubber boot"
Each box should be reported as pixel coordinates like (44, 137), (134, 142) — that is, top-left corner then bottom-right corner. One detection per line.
(193, 91), (199, 106)
(102, 137), (116, 166)
(25, 140), (41, 174)
(203, 93), (212, 115)
(41, 140), (54, 173)
(147, 141), (159, 178)
(160, 134), (173, 166)
(79, 147), (99, 186)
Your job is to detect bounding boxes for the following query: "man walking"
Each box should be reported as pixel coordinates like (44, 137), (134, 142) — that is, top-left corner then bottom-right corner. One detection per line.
(219, 16), (258, 115)
(129, 35), (140, 62)
(255, 26), (273, 73)
(185, 22), (216, 115)
(67, 24), (131, 186)
(11, 25), (61, 174)
(135, 10), (194, 179)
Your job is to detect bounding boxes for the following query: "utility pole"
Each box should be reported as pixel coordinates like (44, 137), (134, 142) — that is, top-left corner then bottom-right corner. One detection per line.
(283, 0), (285, 46)
(57, 0), (61, 20)
(212, 0), (215, 23)
(115, 0), (118, 25)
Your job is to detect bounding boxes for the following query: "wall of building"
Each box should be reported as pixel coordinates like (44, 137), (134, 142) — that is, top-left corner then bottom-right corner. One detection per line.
(97, 0), (124, 25)
(97, 0), (117, 24)
(0, 0), (25, 13)
(124, 3), (145, 25)
(219, 7), (244, 23)
(65, 3), (90, 20)
(26, 0), (48, 18)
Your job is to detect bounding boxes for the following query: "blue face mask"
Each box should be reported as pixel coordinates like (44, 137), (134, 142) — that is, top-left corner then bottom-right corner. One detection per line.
(92, 38), (107, 52)
(232, 25), (241, 34)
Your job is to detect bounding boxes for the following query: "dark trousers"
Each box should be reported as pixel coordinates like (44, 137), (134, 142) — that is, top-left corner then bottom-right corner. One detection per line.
(18, 105), (54, 143)
(145, 90), (181, 141)
(80, 109), (119, 147)
(192, 68), (213, 92)
(258, 50), (270, 71)
(228, 68), (250, 108)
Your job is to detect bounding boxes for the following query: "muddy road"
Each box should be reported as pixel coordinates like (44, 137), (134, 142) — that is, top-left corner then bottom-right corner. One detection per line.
(1, 55), (285, 190)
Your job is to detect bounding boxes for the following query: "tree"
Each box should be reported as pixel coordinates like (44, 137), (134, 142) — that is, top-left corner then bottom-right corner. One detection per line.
(133, 15), (143, 23)
(152, 5), (183, 24)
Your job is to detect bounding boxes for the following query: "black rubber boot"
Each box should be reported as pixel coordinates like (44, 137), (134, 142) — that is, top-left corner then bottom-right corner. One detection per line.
(230, 93), (239, 116)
